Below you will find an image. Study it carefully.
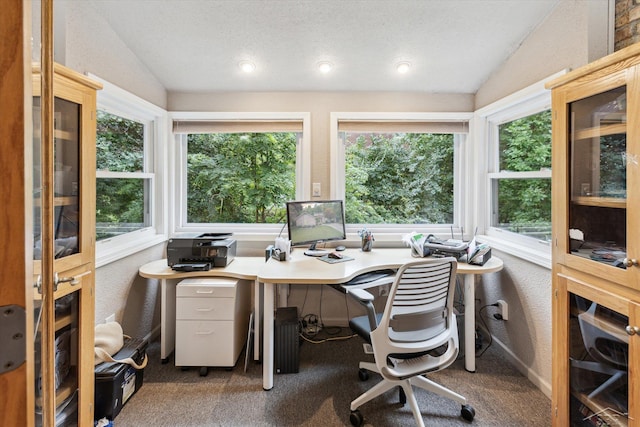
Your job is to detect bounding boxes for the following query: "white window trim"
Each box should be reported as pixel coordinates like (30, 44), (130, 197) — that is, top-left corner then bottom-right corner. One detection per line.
(90, 74), (169, 267)
(330, 111), (473, 241)
(472, 70), (568, 269)
(170, 111), (311, 237)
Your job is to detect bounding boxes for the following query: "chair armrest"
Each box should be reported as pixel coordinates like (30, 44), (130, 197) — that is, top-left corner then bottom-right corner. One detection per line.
(346, 288), (375, 303)
(346, 288), (378, 330)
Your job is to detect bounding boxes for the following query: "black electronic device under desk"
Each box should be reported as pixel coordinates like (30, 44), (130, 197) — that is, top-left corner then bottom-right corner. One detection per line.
(275, 307), (300, 374)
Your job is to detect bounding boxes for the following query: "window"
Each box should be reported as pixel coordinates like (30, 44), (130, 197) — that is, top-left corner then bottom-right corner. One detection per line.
(490, 110), (551, 241)
(476, 72), (564, 265)
(331, 113), (470, 235)
(96, 110), (151, 237)
(173, 113), (310, 231)
(92, 75), (167, 266)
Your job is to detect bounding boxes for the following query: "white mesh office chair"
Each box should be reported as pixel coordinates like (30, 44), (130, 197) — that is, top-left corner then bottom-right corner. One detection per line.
(346, 258), (474, 427)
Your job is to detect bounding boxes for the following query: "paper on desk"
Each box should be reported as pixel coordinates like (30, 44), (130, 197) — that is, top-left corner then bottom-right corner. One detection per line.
(403, 231), (427, 257)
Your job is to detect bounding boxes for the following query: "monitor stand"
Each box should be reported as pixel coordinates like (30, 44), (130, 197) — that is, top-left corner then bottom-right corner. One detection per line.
(304, 242), (329, 257)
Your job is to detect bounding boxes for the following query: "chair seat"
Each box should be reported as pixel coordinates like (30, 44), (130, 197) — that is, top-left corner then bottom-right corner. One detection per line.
(349, 313), (382, 343)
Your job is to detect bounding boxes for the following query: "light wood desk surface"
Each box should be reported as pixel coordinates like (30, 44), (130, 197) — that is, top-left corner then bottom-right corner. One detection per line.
(258, 248), (502, 283)
(138, 257), (264, 280)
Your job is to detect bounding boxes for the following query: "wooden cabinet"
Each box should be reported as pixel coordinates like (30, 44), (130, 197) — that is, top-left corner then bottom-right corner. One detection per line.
(32, 64), (101, 426)
(547, 43), (640, 426)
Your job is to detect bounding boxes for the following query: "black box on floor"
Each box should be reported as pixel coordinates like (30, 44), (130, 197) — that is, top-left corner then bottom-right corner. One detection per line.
(275, 307), (299, 374)
(94, 337), (147, 421)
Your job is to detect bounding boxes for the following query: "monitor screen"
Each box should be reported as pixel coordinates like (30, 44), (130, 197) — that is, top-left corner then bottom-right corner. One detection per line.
(286, 200), (346, 252)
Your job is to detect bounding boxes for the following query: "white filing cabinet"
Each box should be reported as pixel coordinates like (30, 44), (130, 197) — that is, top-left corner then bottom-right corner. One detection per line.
(175, 278), (250, 371)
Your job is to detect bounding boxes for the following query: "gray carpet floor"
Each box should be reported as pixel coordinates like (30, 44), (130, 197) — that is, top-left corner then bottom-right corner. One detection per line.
(112, 330), (550, 426)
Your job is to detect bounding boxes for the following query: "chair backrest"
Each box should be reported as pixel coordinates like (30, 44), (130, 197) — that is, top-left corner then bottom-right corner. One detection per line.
(370, 257), (458, 363)
(577, 299), (629, 369)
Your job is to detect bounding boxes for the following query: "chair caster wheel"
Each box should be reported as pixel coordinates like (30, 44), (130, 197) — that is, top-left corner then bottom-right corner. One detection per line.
(461, 404), (475, 421)
(350, 409), (364, 426)
(199, 367), (208, 376)
(358, 368), (369, 381)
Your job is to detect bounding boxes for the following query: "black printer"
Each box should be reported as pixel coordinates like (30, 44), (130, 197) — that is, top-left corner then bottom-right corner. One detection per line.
(167, 233), (236, 270)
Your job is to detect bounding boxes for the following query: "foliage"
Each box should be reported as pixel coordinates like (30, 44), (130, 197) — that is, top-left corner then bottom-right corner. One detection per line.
(96, 111), (143, 172)
(497, 110), (551, 229)
(95, 111), (146, 237)
(344, 133), (453, 224)
(187, 133), (297, 223)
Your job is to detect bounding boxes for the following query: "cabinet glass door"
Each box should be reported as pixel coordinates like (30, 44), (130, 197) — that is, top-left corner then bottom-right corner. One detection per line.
(33, 96), (81, 261)
(568, 86), (627, 267)
(33, 93), (82, 425)
(569, 292), (628, 426)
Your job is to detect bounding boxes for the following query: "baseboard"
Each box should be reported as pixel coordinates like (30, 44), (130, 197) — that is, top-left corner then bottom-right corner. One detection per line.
(483, 331), (552, 399)
(143, 324), (161, 344)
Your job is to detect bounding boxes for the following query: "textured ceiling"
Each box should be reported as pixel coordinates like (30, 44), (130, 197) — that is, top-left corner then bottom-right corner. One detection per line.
(88, 0), (560, 93)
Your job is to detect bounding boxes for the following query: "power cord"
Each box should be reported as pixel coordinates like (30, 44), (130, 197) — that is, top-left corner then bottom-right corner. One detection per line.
(476, 303), (497, 358)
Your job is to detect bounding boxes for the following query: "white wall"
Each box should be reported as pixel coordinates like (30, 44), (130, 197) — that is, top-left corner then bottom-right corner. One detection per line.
(56, 0), (167, 109)
(54, 0), (612, 397)
(476, 0), (612, 108)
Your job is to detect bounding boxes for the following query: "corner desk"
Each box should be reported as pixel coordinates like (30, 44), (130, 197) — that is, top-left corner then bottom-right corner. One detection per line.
(139, 248), (503, 391)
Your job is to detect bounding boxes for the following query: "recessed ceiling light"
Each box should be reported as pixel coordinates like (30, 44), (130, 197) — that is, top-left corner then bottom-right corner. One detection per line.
(239, 60), (256, 73)
(396, 61), (411, 74)
(317, 61), (333, 74)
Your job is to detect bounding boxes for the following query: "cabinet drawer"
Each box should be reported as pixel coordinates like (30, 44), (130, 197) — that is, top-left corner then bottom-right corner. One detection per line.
(175, 320), (237, 366)
(176, 297), (234, 320)
(176, 278), (238, 298)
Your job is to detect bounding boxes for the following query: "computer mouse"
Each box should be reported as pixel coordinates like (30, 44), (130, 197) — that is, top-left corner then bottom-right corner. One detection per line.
(329, 252), (343, 259)
(335, 245), (346, 251)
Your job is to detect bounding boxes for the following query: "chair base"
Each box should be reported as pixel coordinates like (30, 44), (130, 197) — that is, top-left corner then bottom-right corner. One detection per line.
(350, 363), (473, 427)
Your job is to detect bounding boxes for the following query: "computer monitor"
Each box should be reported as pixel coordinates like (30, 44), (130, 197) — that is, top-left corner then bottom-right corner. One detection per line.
(286, 200), (346, 256)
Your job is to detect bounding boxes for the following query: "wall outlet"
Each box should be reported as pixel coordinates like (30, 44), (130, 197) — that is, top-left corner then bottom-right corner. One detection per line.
(312, 182), (321, 197)
(105, 313), (116, 323)
(497, 300), (508, 321)
(379, 284), (390, 297)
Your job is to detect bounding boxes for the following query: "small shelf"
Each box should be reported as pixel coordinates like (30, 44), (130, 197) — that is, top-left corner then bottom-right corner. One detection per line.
(33, 196), (78, 207)
(35, 376), (77, 409)
(55, 313), (73, 331)
(54, 129), (76, 141)
(573, 122), (626, 140)
(571, 391), (627, 427)
(571, 196), (626, 208)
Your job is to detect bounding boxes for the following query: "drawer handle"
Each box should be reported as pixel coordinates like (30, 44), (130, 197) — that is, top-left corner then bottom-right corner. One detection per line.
(195, 331), (215, 335)
(196, 308), (214, 312)
(196, 290), (214, 294)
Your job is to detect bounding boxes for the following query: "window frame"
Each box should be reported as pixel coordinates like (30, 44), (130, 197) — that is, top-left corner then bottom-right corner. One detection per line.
(330, 112), (472, 242)
(171, 111), (311, 235)
(473, 71), (566, 268)
(91, 75), (168, 267)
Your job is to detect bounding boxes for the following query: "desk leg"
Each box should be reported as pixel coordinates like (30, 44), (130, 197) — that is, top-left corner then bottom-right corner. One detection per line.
(253, 279), (261, 362)
(160, 278), (176, 363)
(263, 281), (274, 390)
(463, 274), (476, 372)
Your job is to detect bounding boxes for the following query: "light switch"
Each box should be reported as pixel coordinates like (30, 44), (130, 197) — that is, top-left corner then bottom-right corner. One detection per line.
(312, 182), (321, 197)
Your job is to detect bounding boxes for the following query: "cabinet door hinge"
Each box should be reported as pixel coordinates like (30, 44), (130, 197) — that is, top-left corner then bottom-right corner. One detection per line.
(0, 305), (26, 374)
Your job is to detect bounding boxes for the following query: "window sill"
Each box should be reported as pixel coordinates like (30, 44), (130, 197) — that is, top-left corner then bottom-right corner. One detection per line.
(96, 233), (167, 268)
(477, 235), (551, 270)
